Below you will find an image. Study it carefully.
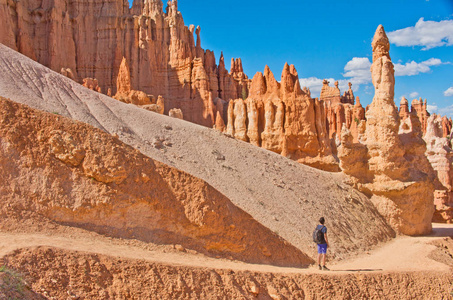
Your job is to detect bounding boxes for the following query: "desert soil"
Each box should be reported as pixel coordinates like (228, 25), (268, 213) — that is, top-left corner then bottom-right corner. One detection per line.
(0, 223), (452, 299)
(1, 224), (451, 274)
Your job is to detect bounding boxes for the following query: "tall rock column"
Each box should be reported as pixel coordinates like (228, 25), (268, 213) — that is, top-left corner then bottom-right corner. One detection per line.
(339, 25), (435, 235)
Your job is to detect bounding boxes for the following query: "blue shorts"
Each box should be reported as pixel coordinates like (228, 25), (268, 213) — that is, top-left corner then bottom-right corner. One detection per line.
(317, 243), (327, 254)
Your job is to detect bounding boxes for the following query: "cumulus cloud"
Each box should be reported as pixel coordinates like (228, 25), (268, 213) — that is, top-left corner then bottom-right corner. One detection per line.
(298, 77), (325, 96)
(343, 57), (372, 85)
(394, 58), (444, 76)
(445, 87), (453, 97)
(299, 57), (445, 98)
(387, 18), (453, 50)
(426, 104), (438, 114)
(299, 57), (373, 97)
(409, 92), (419, 98)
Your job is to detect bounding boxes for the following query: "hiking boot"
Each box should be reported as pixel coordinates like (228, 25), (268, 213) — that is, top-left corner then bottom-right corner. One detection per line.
(322, 265), (330, 271)
(318, 264), (322, 270)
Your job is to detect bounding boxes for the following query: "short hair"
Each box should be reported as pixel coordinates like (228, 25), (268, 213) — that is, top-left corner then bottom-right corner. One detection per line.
(319, 217), (325, 224)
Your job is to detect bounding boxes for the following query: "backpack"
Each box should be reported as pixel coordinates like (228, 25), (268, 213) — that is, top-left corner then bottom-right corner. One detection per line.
(313, 226), (325, 244)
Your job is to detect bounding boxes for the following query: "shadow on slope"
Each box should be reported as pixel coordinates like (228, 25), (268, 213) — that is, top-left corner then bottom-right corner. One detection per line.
(0, 97), (312, 267)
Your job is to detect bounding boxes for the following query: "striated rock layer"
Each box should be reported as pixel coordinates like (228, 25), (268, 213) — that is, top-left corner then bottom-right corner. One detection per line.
(338, 25), (436, 235)
(0, 96), (312, 267)
(0, 0), (248, 127)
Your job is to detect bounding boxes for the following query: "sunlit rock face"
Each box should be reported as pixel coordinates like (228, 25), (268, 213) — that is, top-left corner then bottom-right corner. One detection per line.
(0, 0), (248, 127)
(339, 25), (436, 235)
(226, 64), (339, 172)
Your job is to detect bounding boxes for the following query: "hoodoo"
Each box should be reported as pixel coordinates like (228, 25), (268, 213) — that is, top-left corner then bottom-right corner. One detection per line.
(338, 25), (436, 235)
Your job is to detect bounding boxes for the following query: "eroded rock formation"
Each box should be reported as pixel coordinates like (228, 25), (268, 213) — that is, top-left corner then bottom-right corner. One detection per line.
(423, 114), (453, 223)
(225, 64), (339, 171)
(338, 25), (436, 235)
(0, 0), (249, 127)
(320, 81), (366, 142)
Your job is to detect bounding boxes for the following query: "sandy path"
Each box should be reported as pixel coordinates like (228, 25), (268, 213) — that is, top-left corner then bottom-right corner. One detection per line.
(1, 223), (451, 275)
(331, 223), (453, 273)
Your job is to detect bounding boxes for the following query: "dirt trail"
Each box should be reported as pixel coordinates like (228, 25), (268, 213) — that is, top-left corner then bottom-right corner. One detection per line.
(331, 223), (453, 273)
(1, 223), (451, 275)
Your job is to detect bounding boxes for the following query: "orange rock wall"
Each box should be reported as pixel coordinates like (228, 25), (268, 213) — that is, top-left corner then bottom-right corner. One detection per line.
(0, 0), (248, 127)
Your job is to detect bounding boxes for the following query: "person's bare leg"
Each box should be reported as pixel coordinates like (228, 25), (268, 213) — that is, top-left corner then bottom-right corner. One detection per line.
(322, 254), (326, 266)
(318, 253), (321, 266)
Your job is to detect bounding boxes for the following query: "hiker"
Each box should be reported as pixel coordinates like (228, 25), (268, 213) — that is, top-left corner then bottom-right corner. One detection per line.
(314, 217), (329, 270)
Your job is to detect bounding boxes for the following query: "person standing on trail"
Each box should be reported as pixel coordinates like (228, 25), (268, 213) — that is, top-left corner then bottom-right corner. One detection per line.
(314, 217), (329, 270)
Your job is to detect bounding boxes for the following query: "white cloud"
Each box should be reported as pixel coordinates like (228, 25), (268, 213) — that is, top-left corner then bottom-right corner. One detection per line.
(299, 57), (446, 99)
(444, 87), (453, 96)
(409, 92), (419, 98)
(387, 18), (453, 50)
(298, 77), (325, 97)
(426, 104), (438, 114)
(343, 57), (373, 86)
(394, 58), (443, 76)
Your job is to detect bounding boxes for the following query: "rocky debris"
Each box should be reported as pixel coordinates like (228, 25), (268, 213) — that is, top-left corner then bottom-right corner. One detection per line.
(338, 25), (436, 235)
(143, 95), (165, 114)
(169, 108), (184, 119)
(82, 78), (102, 93)
(0, 96), (313, 267)
(225, 64), (339, 171)
(60, 68), (75, 81)
(49, 130), (85, 167)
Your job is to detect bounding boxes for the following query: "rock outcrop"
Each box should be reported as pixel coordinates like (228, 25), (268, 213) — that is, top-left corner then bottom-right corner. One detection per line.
(0, 0), (249, 127)
(423, 114), (453, 223)
(82, 78), (102, 93)
(225, 64), (339, 171)
(169, 108), (184, 119)
(320, 81), (366, 142)
(338, 25), (436, 235)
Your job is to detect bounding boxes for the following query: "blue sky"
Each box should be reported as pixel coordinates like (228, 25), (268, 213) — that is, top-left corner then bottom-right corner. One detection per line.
(137, 0), (453, 117)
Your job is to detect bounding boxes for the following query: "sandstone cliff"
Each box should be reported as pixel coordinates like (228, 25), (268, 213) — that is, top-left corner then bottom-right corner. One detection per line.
(338, 25), (436, 235)
(0, 0), (248, 127)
